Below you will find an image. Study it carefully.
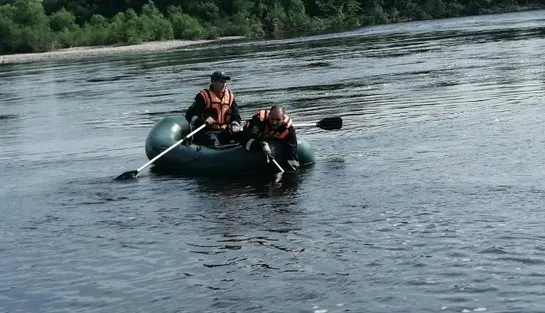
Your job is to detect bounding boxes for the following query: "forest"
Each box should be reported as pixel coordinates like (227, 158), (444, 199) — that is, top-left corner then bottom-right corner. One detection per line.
(1, 0), (544, 54)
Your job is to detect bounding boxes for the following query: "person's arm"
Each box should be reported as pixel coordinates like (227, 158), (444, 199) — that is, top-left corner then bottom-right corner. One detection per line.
(227, 98), (243, 132)
(283, 126), (300, 171)
(229, 98), (242, 125)
(240, 116), (263, 152)
(185, 93), (206, 126)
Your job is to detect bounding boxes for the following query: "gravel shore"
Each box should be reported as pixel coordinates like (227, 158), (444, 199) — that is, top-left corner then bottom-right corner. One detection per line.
(0, 37), (244, 65)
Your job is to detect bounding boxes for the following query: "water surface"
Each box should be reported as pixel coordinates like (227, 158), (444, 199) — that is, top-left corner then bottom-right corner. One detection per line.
(1, 10), (545, 313)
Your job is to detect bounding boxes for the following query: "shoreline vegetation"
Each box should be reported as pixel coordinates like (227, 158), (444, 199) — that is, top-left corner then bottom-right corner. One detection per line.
(1, 0), (544, 65)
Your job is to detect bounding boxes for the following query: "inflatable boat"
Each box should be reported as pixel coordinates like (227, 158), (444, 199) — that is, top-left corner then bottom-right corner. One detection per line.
(144, 115), (316, 176)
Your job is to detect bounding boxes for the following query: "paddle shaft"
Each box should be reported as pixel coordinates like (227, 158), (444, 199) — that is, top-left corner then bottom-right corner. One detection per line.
(246, 121), (314, 127)
(136, 124), (206, 173)
(271, 158), (285, 173)
(294, 122), (318, 127)
(265, 153), (285, 173)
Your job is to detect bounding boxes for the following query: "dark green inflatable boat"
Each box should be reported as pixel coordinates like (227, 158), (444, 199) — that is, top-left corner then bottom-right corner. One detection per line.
(145, 115), (315, 176)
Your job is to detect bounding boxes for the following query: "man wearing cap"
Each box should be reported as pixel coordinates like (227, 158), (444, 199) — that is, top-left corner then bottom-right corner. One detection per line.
(185, 71), (243, 146)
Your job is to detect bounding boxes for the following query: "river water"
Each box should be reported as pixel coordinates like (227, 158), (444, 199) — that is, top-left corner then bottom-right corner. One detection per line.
(1, 10), (545, 313)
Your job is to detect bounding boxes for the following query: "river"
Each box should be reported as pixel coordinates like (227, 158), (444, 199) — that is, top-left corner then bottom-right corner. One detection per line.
(1, 10), (545, 313)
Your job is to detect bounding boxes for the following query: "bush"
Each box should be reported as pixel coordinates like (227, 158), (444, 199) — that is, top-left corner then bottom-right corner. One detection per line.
(0, 0), (54, 53)
(140, 2), (173, 41)
(167, 5), (206, 39)
(49, 8), (77, 32)
(371, 6), (390, 24)
(89, 14), (108, 27)
(10, 0), (49, 26)
(185, 1), (221, 22)
(77, 15), (110, 46)
(0, 11), (14, 54)
(219, 14), (264, 37)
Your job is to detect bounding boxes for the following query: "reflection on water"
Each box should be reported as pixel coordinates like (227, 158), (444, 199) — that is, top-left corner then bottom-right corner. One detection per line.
(1, 10), (545, 313)
(150, 166), (306, 199)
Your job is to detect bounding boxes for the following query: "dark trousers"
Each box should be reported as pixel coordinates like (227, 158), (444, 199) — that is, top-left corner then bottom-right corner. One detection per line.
(193, 129), (242, 147)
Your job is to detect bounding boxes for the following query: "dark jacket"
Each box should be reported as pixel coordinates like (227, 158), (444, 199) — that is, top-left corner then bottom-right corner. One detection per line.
(184, 86), (241, 129)
(240, 111), (300, 171)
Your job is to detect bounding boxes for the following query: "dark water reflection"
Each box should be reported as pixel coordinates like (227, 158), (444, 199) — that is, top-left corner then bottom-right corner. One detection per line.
(2, 10), (545, 313)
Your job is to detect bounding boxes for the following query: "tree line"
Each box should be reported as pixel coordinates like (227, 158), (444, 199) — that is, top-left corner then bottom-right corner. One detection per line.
(1, 0), (544, 54)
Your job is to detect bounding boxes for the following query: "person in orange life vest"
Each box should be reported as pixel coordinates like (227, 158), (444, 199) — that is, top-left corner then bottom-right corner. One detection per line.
(240, 105), (300, 171)
(184, 71), (242, 146)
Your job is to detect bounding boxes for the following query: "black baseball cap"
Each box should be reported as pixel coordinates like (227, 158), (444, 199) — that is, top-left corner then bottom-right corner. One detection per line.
(211, 71), (231, 81)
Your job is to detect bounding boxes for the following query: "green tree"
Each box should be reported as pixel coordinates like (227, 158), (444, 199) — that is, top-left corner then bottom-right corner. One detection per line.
(167, 5), (206, 39)
(0, 0), (54, 53)
(140, 2), (174, 41)
(49, 8), (77, 31)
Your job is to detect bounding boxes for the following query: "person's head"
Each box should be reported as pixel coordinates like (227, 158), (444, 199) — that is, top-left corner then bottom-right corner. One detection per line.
(210, 71), (230, 93)
(268, 105), (285, 129)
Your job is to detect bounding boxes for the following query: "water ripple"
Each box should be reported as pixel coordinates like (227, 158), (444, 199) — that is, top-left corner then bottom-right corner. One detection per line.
(3, 10), (545, 313)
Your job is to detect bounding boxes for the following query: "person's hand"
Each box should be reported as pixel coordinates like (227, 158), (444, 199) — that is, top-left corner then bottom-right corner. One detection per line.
(204, 116), (215, 125)
(230, 122), (242, 133)
(261, 142), (272, 155)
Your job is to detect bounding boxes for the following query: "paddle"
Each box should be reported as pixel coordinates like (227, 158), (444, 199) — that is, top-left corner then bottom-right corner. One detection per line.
(295, 116), (342, 130)
(114, 124), (206, 180)
(258, 116), (343, 173)
(265, 154), (285, 173)
(271, 158), (284, 173)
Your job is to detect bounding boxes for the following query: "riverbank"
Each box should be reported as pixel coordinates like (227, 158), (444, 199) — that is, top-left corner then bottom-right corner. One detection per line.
(0, 37), (244, 65)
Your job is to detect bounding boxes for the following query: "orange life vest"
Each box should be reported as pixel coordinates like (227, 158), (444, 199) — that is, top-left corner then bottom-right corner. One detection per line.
(200, 88), (234, 129)
(257, 109), (292, 139)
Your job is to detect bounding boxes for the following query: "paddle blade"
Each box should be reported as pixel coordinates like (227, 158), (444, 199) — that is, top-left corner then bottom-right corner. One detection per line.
(114, 170), (138, 180)
(316, 116), (342, 130)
